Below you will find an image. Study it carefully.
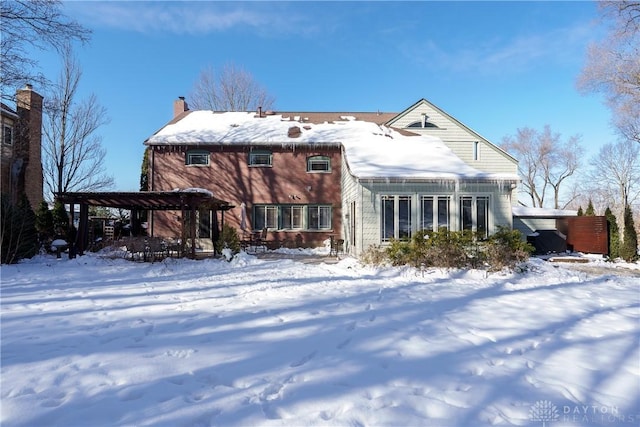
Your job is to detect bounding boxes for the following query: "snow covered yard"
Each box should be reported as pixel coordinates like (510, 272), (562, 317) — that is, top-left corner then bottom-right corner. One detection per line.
(1, 252), (638, 427)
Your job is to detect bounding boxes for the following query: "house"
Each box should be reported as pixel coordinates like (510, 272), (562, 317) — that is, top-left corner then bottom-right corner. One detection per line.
(144, 98), (520, 256)
(0, 85), (44, 209)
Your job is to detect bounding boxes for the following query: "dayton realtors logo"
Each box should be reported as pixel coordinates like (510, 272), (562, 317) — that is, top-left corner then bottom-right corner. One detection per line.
(529, 400), (637, 426)
(529, 400), (560, 427)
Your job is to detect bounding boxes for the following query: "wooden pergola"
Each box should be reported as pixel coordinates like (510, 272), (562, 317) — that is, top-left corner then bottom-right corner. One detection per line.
(55, 191), (234, 259)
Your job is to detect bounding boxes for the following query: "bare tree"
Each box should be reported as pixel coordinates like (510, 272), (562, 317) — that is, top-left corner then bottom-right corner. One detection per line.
(502, 125), (583, 209)
(578, 1), (640, 143)
(0, 0), (90, 100)
(42, 45), (113, 200)
(587, 140), (640, 217)
(188, 63), (275, 111)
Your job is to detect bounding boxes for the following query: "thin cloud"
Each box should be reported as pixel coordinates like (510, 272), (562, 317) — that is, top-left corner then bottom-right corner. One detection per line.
(66, 1), (313, 36)
(406, 23), (597, 75)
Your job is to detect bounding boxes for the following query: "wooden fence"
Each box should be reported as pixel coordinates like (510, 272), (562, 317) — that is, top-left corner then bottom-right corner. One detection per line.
(557, 216), (609, 255)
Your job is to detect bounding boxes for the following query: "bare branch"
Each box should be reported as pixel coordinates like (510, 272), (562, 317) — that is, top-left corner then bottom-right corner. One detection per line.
(42, 46), (113, 201)
(1, 0), (91, 100)
(578, 1), (640, 143)
(188, 62), (275, 112)
(502, 126), (583, 209)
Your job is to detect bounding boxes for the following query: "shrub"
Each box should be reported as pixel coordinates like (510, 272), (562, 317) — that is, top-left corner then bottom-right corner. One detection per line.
(1, 194), (38, 264)
(215, 224), (241, 258)
(620, 204), (638, 262)
(52, 200), (69, 238)
(362, 227), (533, 272)
(361, 244), (388, 266)
(484, 226), (534, 271)
(604, 207), (620, 260)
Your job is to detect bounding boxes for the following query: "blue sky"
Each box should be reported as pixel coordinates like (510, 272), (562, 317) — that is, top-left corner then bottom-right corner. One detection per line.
(30, 1), (612, 192)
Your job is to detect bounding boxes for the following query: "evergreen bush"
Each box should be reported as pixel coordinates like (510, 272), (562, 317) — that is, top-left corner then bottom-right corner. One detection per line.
(35, 200), (54, 249)
(604, 207), (620, 260)
(215, 224), (241, 258)
(363, 227), (533, 272)
(1, 194), (39, 264)
(484, 226), (534, 271)
(52, 200), (69, 239)
(620, 204), (638, 262)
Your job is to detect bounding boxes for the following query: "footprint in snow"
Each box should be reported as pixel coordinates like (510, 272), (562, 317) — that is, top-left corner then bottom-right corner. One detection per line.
(290, 350), (317, 367)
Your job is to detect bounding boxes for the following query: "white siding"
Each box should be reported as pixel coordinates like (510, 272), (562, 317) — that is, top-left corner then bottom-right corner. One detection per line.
(513, 217), (559, 239)
(351, 179), (515, 257)
(387, 100), (518, 175)
(340, 156), (360, 254)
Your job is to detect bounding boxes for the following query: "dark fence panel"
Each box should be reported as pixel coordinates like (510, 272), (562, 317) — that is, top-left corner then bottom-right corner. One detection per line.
(558, 216), (609, 255)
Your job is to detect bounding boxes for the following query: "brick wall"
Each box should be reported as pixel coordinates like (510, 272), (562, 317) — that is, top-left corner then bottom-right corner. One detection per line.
(148, 144), (342, 247)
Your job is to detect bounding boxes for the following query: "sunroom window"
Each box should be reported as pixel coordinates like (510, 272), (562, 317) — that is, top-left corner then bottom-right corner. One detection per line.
(421, 196), (450, 232)
(460, 196), (490, 238)
(381, 195), (412, 242)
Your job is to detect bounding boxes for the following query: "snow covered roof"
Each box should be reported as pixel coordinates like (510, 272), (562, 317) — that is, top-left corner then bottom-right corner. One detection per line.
(146, 111), (519, 181)
(512, 206), (578, 217)
(1, 102), (18, 119)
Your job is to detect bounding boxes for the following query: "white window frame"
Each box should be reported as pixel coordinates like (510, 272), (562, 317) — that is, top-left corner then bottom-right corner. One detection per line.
(307, 155), (331, 173)
(2, 125), (13, 146)
(473, 141), (480, 161)
(459, 195), (490, 238)
(249, 150), (273, 167)
(185, 150), (209, 166)
(254, 205), (278, 230)
(381, 195), (412, 242)
(281, 205), (305, 230)
(308, 205), (332, 230)
(421, 195), (451, 232)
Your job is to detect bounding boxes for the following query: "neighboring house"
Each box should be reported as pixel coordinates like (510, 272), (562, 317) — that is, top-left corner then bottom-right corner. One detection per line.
(0, 85), (44, 209)
(144, 98), (519, 256)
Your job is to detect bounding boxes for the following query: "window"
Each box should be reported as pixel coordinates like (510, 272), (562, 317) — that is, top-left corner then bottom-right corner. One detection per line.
(186, 150), (209, 166)
(421, 196), (450, 232)
(307, 155), (331, 173)
(282, 205), (304, 229)
(2, 125), (13, 146)
(421, 197), (435, 231)
(309, 205), (332, 230)
(473, 141), (480, 161)
(459, 196), (490, 238)
(437, 197), (450, 230)
(477, 196), (489, 239)
(249, 150), (273, 167)
(407, 119), (438, 129)
(381, 195), (412, 242)
(254, 205), (278, 230)
(461, 197), (473, 231)
(253, 204), (332, 231)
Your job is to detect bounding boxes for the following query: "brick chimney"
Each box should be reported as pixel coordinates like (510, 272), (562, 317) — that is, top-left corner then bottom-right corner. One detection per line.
(15, 84), (44, 208)
(173, 96), (189, 118)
